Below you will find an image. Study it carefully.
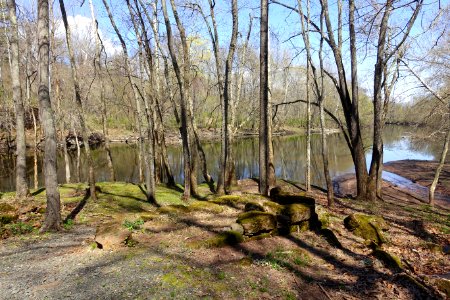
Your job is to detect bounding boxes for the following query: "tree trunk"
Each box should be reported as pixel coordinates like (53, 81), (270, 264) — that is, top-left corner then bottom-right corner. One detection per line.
(161, 0), (191, 200)
(31, 108), (39, 189)
(367, 0), (393, 201)
(429, 130), (450, 205)
(7, 0), (29, 198)
(38, 0), (61, 231)
(221, 0), (238, 192)
(259, 0), (270, 196)
(59, 0), (97, 200)
(88, 0), (115, 182)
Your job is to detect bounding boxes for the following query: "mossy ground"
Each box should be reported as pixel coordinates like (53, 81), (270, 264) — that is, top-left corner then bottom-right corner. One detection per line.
(0, 179), (448, 299)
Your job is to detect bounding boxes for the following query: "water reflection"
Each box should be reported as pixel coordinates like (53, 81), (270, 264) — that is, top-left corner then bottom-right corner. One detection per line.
(0, 126), (438, 192)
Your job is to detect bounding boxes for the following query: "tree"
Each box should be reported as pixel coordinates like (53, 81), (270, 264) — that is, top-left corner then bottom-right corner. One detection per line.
(88, 0), (115, 182)
(259, 0), (272, 196)
(58, 0), (97, 200)
(161, 0), (192, 200)
(38, 0), (61, 231)
(6, 0), (28, 198)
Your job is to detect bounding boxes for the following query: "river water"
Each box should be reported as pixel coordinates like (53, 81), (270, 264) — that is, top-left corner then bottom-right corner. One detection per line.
(0, 126), (440, 192)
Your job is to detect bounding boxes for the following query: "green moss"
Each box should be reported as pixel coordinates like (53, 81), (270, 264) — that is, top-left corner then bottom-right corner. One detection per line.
(260, 201), (284, 214)
(157, 205), (190, 215)
(283, 203), (313, 224)
(237, 211), (277, 236)
(372, 248), (403, 271)
(161, 272), (186, 289)
(344, 213), (388, 245)
(193, 231), (244, 248)
(270, 187), (315, 205)
(210, 195), (242, 208)
(189, 201), (224, 213)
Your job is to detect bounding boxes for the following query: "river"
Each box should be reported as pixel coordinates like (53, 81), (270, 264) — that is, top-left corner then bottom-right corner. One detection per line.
(0, 126), (441, 192)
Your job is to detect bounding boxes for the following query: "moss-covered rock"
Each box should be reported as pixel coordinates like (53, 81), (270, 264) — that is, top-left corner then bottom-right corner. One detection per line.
(344, 213), (388, 245)
(189, 201), (224, 213)
(202, 231), (244, 248)
(270, 186), (315, 205)
(283, 203), (313, 224)
(261, 201), (284, 215)
(210, 195), (242, 208)
(315, 205), (330, 229)
(372, 248), (402, 271)
(244, 202), (264, 212)
(237, 211), (277, 236)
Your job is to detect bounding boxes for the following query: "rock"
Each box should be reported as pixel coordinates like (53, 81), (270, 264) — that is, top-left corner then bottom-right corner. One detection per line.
(344, 213), (388, 245)
(237, 211), (277, 236)
(260, 201), (284, 215)
(282, 203), (313, 224)
(244, 202), (264, 212)
(230, 223), (244, 235)
(95, 223), (132, 250)
(315, 205), (330, 229)
(372, 248), (402, 271)
(270, 186), (315, 205)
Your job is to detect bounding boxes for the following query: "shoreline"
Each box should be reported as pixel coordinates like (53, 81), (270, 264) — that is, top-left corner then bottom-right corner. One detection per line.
(333, 160), (450, 209)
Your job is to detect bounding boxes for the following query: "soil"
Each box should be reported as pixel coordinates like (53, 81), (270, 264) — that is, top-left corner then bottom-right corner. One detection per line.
(0, 161), (449, 299)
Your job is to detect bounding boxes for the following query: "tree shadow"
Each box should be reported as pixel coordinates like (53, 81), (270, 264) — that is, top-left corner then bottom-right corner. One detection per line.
(31, 187), (45, 196)
(64, 189), (91, 222)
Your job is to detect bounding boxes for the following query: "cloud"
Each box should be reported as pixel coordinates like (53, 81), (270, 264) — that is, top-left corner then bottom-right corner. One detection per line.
(55, 14), (121, 57)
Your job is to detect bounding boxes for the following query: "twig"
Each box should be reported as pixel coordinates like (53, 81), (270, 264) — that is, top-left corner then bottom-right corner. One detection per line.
(318, 283), (333, 300)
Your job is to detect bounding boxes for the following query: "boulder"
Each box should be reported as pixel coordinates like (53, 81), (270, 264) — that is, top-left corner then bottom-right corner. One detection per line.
(237, 211), (277, 236)
(283, 203), (313, 224)
(344, 213), (388, 245)
(244, 202), (264, 212)
(315, 205), (330, 229)
(95, 223), (132, 250)
(270, 186), (315, 205)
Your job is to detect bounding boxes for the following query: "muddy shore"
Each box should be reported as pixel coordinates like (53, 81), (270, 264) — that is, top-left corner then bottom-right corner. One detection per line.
(334, 159), (450, 209)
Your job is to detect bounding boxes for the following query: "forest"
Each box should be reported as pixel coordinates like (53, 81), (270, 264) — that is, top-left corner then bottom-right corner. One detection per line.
(0, 0), (449, 299)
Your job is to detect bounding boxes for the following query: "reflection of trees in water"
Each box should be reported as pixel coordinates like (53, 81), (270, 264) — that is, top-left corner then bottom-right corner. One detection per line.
(0, 126), (441, 191)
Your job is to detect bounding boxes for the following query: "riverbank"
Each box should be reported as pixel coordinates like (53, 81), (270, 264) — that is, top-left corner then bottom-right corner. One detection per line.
(1, 126), (342, 151)
(0, 177), (449, 299)
(334, 160), (450, 209)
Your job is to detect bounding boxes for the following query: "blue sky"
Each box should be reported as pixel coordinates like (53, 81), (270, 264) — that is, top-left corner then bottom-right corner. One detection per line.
(15, 0), (448, 103)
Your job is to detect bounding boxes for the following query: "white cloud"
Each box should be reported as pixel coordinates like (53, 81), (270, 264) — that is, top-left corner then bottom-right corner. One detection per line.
(55, 14), (121, 57)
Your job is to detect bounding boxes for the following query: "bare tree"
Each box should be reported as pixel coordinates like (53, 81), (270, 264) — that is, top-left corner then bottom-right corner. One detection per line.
(161, 0), (192, 199)
(6, 0), (28, 197)
(58, 0), (97, 200)
(88, 0), (115, 181)
(38, 0), (61, 231)
(259, 0), (271, 196)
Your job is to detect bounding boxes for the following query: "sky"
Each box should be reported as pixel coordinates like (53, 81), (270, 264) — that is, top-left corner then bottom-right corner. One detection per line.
(14, 0), (449, 103)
